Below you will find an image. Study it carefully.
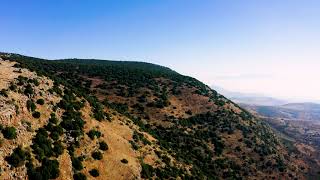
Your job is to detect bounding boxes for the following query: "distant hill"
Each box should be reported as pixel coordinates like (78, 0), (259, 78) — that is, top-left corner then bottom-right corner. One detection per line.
(212, 85), (288, 106)
(242, 103), (320, 121)
(242, 102), (320, 175)
(282, 103), (320, 112)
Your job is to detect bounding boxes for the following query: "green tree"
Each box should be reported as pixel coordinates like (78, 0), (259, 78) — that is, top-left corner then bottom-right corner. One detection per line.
(89, 169), (99, 177)
(24, 84), (34, 96)
(87, 129), (101, 140)
(92, 151), (103, 160)
(32, 111), (41, 118)
(99, 141), (109, 151)
(36, 99), (45, 105)
(5, 146), (27, 167)
(2, 127), (17, 139)
(73, 173), (87, 180)
(26, 100), (36, 112)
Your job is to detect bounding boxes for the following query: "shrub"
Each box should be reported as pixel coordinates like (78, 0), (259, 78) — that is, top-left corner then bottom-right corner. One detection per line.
(5, 146), (27, 167)
(17, 76), (27, 86)
(87, 129), (101, 140)
(73, 173), (87, 180)
(9, 84), (17, 91)
(129, 140), (139, 150)
(99, 141), (108, 151)
(0, 89), (8, 97)
(32, 111), (41, 118)
(24, 84), (34, 96)
(52, 125), (64, 135)
(40, 159), (60, 179)
(53, 141), (64, 156)
(27, 100), (36, 112)
(91, 151), (103, 160)
(49, 113), (58, 124)
(185, 110), (193, 115)
(31, 128), (54, 160)
(2, 126), (17, 139)
(141, 163), (154, 178)
(32, 79), (40, 86)
(121, 159), (128, 164)
(89, 169), (100, 177)
(27, 158), (60, 180)
(132, 130), (151, 145)
(50, 131), (60, 141)
(215, 100), (225, 106)
(72, 156), (83, 170)
(36, 99), (45, 105)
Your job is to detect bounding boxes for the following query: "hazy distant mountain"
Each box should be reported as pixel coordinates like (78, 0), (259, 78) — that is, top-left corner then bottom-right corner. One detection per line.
(242, 102), (320, 121)
(212, 85), (289, 106)
(281, 102), (320, 112)
(213, 85), (320, 121)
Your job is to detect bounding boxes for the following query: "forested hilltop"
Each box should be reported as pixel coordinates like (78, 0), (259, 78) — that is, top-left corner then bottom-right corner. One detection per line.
(0, 53), (312, 179)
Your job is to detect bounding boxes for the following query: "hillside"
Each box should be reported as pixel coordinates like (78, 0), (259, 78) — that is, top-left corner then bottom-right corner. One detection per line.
(239, 102), (320, 176)
(0, 53), (312, 179)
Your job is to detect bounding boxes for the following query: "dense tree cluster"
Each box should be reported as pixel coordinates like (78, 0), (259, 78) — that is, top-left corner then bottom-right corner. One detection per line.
(5, 146), (28, 167)
(27, 158), (60, 180)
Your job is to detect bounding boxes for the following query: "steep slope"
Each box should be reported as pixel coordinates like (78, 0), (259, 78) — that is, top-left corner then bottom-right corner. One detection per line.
(0, 56), (152, 180)
(239, 102), (320, 176)
(0, 53), (311, 179)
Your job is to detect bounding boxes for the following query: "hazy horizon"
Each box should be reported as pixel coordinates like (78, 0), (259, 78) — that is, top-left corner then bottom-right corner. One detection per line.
(1, 0), (320, 101)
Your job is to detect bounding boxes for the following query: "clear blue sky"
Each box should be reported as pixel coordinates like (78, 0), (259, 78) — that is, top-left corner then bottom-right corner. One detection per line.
(1, 0), (320, 101)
